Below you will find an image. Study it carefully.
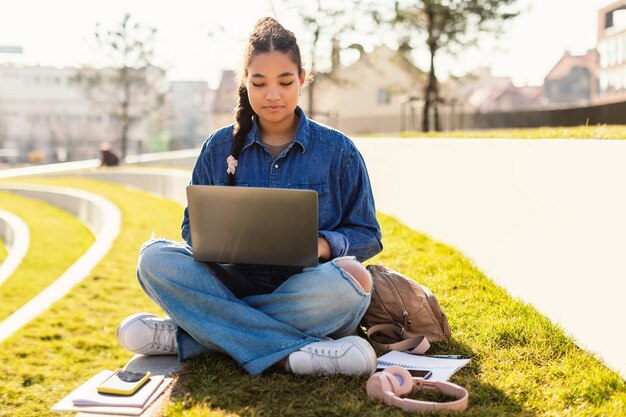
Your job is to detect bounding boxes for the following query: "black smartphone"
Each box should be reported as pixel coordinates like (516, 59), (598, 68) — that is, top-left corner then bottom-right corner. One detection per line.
(375, 368), (432, 379)
(408, 369), (432, 379)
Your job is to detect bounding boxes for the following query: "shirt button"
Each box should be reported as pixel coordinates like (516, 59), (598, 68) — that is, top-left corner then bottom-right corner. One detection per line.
(274, 164), (279, 168)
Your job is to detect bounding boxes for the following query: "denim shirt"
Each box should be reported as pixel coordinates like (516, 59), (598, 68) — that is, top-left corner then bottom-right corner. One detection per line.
(181, 107), (382, 281)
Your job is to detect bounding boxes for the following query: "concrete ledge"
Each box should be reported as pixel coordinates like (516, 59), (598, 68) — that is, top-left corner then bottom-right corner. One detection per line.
(355, 137), (626, 379)
(0, 149), (197, 180)
(0, 183), (121, 343)
(123, 355), (181, 377)
(0, 159), (101, 179)
(70, 169), (191, 207)
(125, 148), (198, 169)
(0, 208), (30, 287)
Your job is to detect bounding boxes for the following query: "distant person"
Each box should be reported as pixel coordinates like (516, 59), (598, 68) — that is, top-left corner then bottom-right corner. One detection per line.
(115, 17), (382, 376)
(27, 150), (45, 164)
(99, 143), (119, 166)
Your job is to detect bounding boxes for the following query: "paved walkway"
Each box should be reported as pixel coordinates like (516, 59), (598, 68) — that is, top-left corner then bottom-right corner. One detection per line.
(356, 138), (626, 380)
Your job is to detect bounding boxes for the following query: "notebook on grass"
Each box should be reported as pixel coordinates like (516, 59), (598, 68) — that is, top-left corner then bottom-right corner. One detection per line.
(51, 370), (171, 415)
(186, 185), (319, 266)
(377, 351), (471, 382)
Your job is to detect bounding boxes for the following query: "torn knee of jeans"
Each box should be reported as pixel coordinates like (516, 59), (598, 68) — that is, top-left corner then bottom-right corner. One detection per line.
(139, 238), (172, 254)
(335, 259), (372, 294)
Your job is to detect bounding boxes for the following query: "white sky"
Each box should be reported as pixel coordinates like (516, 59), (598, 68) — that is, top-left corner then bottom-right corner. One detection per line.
(0, 0), (614, 88)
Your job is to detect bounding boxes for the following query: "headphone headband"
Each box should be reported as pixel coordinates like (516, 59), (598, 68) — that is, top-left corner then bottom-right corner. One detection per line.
(366, 366), (469, 412)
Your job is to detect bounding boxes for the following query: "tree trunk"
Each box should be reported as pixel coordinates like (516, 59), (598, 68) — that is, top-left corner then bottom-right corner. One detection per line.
(308, 78), (315, 119)
(422, 50), (439, 132)
(422, 84), (430, 133)
(307, 27), (320, 119)
(120, 112), (129, 159)
(422, 4), (442, 133)
(120, 67), (131, 159)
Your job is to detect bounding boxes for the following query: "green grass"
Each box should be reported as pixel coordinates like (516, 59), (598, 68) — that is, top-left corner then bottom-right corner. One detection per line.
(0, 177), (182, 417)
(165, 214), (626, 416)
(0, 191), (94, 320)
(366, 124), (626, 139)
(1, 176), (624, 416)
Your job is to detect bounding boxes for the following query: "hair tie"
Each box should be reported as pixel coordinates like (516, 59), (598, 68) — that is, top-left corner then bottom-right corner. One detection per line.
(226, 155), (239, 175)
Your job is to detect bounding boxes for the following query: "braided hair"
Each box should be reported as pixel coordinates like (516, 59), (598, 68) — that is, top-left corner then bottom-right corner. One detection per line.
(228, 17), (303, 186)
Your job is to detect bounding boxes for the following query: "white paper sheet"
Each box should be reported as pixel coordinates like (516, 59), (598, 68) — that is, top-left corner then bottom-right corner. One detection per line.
(377, 351), (471, 381)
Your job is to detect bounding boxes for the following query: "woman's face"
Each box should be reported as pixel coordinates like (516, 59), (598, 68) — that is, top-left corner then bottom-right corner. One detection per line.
(246, 51), (305, 130)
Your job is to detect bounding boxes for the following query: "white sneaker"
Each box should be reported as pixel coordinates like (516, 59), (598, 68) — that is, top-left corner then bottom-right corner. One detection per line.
(287, 336), (377, 375)
(116, 312), (177, 355)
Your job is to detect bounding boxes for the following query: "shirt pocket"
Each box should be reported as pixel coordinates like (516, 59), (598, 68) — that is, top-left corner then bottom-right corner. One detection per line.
(288, 183), (331, 225)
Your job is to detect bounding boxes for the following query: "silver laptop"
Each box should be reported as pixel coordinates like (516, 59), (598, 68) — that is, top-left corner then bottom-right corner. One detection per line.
(186, 185), (318, 266)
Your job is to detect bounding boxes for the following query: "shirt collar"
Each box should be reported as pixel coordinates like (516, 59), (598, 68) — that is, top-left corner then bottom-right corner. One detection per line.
(242, 106), (310, 153)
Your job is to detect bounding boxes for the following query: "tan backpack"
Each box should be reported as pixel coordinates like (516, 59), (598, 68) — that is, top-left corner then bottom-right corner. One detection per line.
(360, 264), (451, 354)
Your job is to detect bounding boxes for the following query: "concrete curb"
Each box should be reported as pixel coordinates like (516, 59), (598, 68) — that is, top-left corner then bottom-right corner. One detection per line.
(0, 148), (198, 181)
(0, 208), (30, 287)
(0, 159), (101, 179)
(355, 137), (626, 380)
(0, 183), (121, 343)
(68, 168), (191, 207)
(124, 148), (198, 169)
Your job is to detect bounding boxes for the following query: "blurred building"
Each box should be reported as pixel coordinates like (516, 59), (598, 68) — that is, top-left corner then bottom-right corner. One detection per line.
(169, 81), (214, 149)
(443, 67), (543, 115)
(544, 50), (597, 106)
(211, 70), (237, 130)
(483, 84), (544, 111)
(0, 64), (122, 163)
(302, 45), (424, 134)
(0, 64), (168, 163)
(595, 0), (626, 104)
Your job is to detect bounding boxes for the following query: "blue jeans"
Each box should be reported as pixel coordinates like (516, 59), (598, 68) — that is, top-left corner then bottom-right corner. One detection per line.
(136, 240), (372, 375)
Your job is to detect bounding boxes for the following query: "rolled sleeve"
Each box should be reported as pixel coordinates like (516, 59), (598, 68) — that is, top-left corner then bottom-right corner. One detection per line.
(318, 230), (349, 259)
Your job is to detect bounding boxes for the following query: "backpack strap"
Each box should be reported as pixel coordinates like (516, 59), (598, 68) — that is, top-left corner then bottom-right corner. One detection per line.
(365, 324), (431, 354)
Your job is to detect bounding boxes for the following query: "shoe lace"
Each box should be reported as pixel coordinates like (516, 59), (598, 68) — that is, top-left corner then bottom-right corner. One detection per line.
(151, 322), (176, 352)
(309, 347), (341, 374)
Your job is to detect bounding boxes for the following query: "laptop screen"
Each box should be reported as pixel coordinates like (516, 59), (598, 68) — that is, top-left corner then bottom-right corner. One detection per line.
(186, 185), (319, 266)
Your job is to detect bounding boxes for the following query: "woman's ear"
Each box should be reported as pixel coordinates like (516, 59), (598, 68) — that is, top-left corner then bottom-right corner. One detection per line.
(299, 69), (307, 87)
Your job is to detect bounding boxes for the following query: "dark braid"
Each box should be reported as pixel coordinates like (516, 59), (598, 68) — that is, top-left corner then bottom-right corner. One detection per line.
(229, 83), (255, 185)
(228, 17), (303, 186)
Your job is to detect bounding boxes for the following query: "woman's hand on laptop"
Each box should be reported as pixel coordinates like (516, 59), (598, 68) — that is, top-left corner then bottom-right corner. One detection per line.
(318, 237), (331, 262)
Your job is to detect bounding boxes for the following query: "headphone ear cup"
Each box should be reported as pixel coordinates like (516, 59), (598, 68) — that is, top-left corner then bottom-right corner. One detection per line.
(366, 372), (397, 402)
(382, 366), (414, 396)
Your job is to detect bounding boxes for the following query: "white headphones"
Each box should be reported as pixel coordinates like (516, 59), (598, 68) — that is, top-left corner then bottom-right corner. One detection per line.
(366, 366), (469, 412)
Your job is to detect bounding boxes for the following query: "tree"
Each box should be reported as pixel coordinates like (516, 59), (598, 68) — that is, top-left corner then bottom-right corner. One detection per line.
(284, 0), (361, 118)
(389, 0), (519, 132)
(74, 14), (167, 158)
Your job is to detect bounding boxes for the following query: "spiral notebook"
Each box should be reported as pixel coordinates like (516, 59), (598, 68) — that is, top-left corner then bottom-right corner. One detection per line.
(377, 351), (471, 382)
